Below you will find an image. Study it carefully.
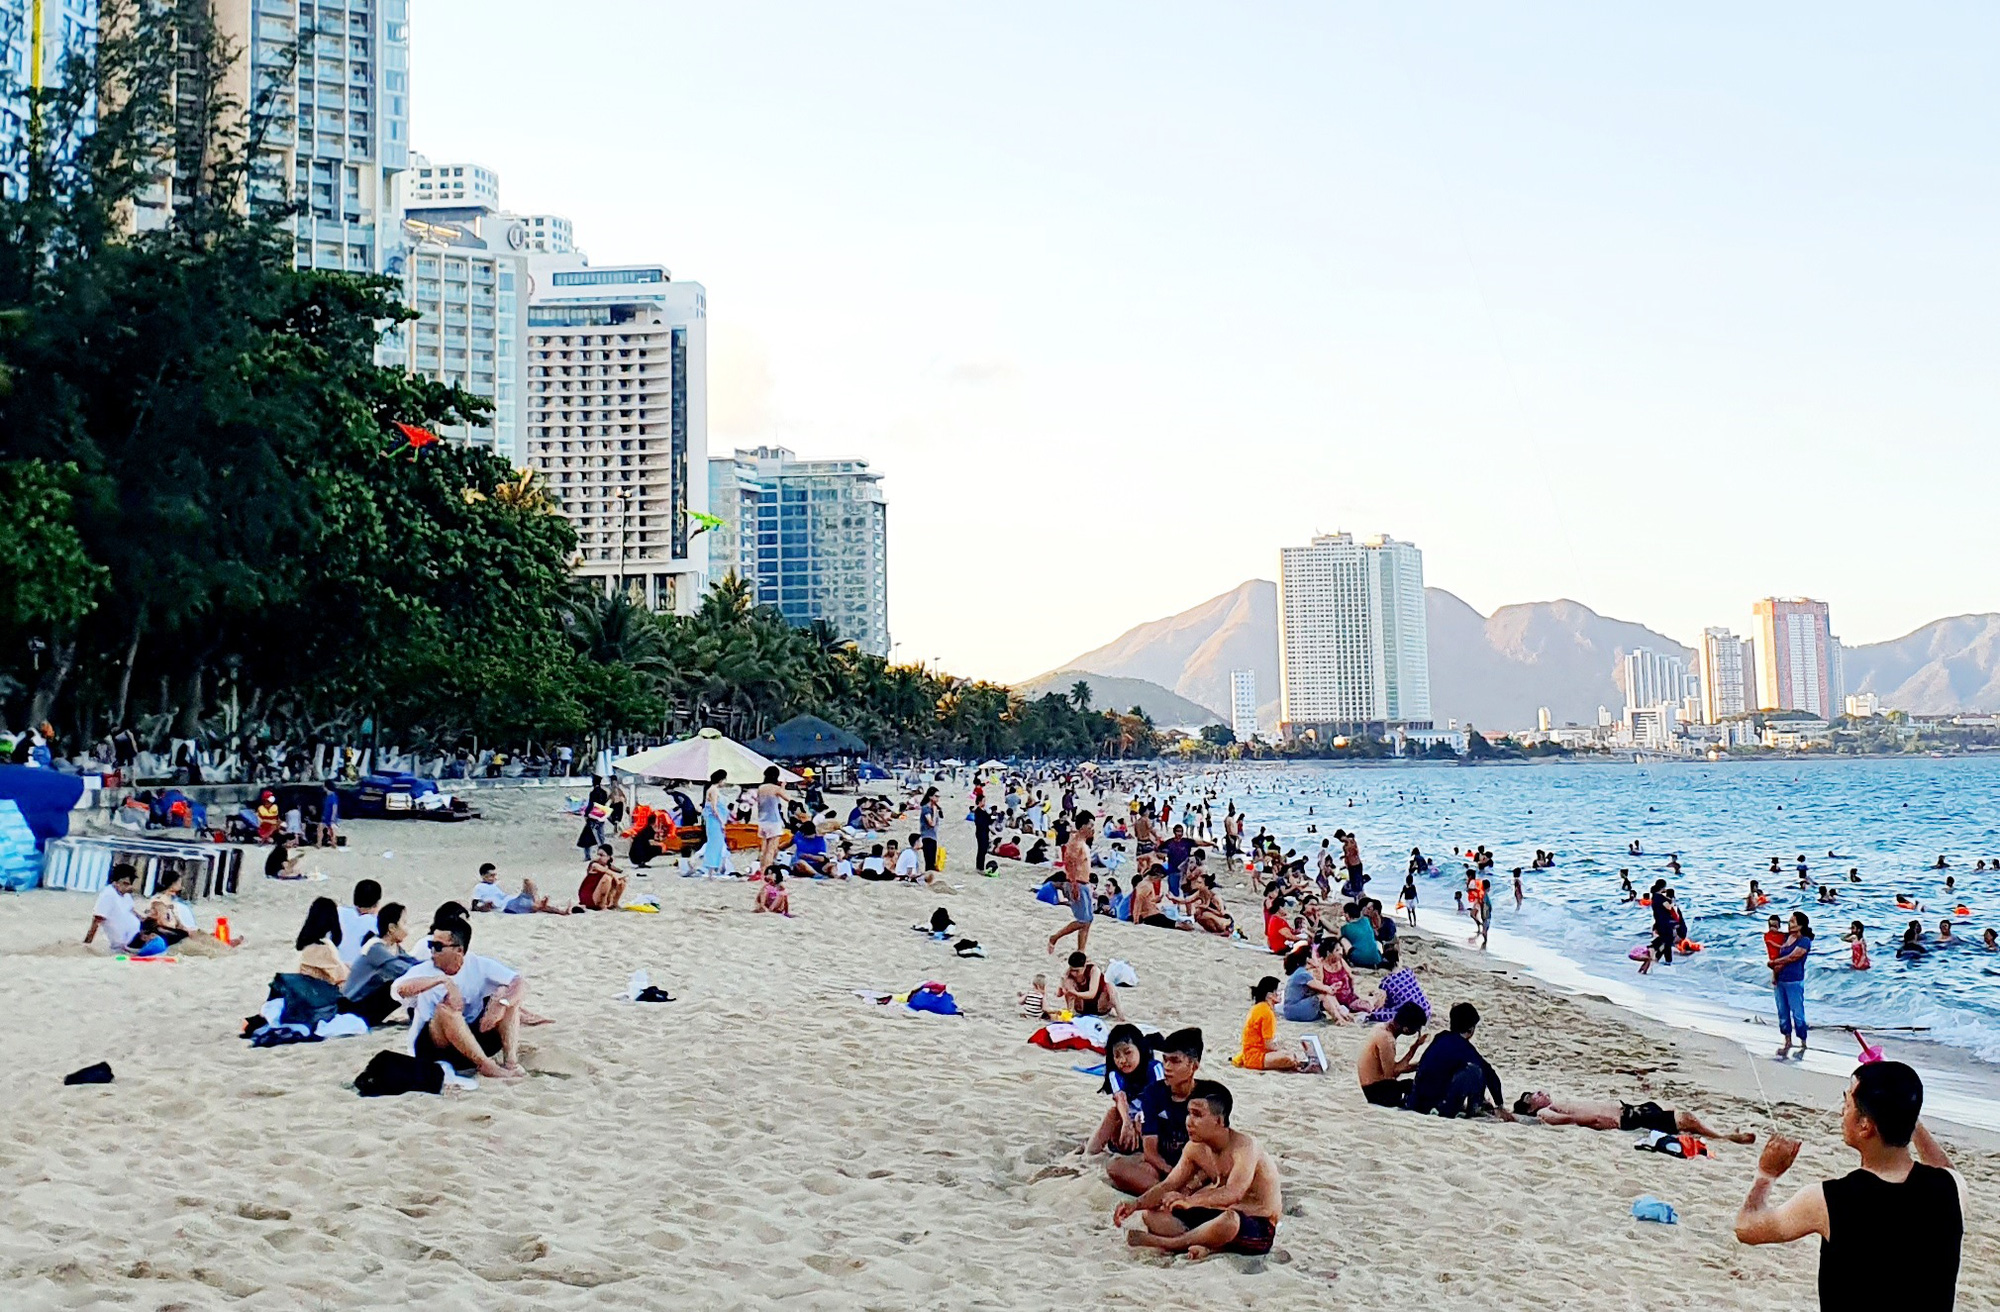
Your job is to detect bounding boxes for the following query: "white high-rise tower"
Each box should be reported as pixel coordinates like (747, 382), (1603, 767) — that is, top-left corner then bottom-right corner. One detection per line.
(1277, 532), (1431, 738)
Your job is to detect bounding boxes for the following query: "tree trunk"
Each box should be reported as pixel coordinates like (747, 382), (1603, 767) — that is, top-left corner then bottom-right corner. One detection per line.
(172, 664), (206, 740)
(26, 632), (77, 732)
(111, 610), (144, 728)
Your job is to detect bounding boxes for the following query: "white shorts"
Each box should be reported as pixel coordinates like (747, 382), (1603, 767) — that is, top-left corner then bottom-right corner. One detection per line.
(758, 822), (784, 840)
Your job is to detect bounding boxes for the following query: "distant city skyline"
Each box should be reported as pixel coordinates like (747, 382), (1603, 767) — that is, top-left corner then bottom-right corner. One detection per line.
(404, 3), (2000, 680)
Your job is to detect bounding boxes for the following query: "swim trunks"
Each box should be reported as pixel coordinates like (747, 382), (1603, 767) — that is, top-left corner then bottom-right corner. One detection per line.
(1620, 1101), (1676, 1135)
(415, 1020), (504, 1073)
(1362, 1078), (1411, 1107)
(1141, 913), (1179, 929)
(1175, 1208), (1277, 1255)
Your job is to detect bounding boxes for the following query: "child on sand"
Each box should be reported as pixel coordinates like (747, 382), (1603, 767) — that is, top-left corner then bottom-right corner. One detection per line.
(1020, 974), (1048, 1019)
(1087, 1024), (1155, 1156)
(753, 869), (791, 915)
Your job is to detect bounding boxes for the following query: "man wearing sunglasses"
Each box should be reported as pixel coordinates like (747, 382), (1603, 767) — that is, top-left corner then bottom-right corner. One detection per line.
(392, 916), (525, 1079)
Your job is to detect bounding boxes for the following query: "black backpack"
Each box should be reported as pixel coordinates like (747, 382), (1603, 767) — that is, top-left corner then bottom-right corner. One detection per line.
(353, 1050), (445, 1097)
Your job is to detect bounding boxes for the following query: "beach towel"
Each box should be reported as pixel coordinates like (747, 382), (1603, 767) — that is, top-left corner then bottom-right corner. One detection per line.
(267, 972), (343, 1029)
(1028, 1024), (1099, 1052)
(1106, 959), (1139, 988)
(906, 989), (959, 1016)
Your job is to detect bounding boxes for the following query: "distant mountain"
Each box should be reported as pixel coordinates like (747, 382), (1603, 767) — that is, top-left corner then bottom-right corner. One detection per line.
(1012, 672), (1223, 730)
(1843, 615), (2000, 714)
(1042, 580), (1693, 732)
(1040, 580), (1278, 724)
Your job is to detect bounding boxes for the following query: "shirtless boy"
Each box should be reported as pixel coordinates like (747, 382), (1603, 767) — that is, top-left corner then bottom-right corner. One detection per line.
(1047, 811), (1097, 954)
(1114, 1082), (1283, 1260)
(1513, 1091), (1755, 1143)
(1357, 1002), (1430, 1107)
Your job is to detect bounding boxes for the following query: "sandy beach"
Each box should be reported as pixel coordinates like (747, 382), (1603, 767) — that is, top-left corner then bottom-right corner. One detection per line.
(1, 778), (1994, 1311)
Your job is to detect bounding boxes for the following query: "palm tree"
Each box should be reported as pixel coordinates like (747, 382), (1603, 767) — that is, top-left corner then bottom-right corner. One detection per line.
(1070, 679), (1093, 714)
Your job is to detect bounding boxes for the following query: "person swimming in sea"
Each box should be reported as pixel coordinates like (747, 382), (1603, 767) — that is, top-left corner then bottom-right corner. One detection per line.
(1620, 870), (1637, 903)
(1842, 921), (1870, 970)
(1896, 921), (1926, 960)
(1745, 880), (1768, 913)
(1934, 855), (1950, 870)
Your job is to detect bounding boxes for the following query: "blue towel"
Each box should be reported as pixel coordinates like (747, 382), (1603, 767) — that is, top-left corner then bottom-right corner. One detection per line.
(1631, 1195), (1678, 1225)
(1073, 1063), (1107, 1077)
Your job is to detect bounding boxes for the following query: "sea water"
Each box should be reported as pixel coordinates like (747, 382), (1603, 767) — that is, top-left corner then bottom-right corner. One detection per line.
(1223, 756), (2000, 1066)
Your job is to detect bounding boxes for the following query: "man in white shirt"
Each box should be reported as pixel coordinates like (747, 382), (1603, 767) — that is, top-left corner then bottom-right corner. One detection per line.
(336, 879), (382, 967)
(83, 866), (149, 950)
(895, 832), (931, 884)
(392, 916), (524, 1079)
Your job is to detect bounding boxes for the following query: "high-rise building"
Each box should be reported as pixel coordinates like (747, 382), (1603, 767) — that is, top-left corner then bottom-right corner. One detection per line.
(0, 0), (96, 201)
(707, 446), (889, 657)
(1229, 670), (1258, 742)
(1753, 597), (1842, 718)
(1697, 626), (1753, 723)
(1621, 647), (1694, 715)
(1277, 532), (1432, 738)
(493, 211), (574, 254)
(214, 0), (411, 272)
(382, 155), (537, 460)
(524, 256), (708, 613)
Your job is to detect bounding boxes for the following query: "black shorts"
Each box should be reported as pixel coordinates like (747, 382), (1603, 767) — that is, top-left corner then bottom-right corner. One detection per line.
(1620, 1101), (1676, 1134)
(1175, 1207), (1277, 1255)
(413, 1015), (505, 1072)
(1140, 913), (1179, 929)
(1362, 1078), (1411, 1108)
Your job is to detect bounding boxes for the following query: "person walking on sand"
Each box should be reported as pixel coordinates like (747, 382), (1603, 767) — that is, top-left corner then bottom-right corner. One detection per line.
(1047, 810), (1097, 955)
(1114, 1083), (1284, 1260)
(701, 769), (733, 876)
(1734, 1061), (1964, 1309)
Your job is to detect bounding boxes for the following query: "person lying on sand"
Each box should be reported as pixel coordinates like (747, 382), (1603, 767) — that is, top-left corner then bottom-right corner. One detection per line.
(393, 915), (525, 1079)
(1513, 1091), (1754, 1143)
(1357, 1002), (1430, 1106)
(504, 877), (574, 915)
(1114, 1082), (1283, 1260)
(1059, 952), (1124, 1019)
(470, 864), (510, 911)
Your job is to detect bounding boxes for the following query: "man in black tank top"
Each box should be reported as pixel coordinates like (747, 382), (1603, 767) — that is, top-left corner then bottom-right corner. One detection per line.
(1734, 1061), (1966, 1310)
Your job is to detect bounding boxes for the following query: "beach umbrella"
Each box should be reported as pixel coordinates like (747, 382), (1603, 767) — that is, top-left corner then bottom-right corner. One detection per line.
(610, 729), (800, 784)
(976, 759), (1007, 772)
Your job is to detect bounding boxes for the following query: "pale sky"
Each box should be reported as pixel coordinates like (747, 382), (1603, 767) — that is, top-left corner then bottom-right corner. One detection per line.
(414, 2), (2000, 682)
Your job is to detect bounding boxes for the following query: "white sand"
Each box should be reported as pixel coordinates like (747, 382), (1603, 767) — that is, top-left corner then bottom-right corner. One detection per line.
(0, 781), (1994, 1310)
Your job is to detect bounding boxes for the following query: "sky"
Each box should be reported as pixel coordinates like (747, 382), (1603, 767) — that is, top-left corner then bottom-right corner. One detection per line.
(413, 2), (2000, 682)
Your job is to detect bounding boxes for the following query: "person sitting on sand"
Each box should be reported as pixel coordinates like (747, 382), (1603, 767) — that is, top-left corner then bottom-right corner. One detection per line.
(629, 809), (676, 869)
(504, 877), (573, 915)
(295, 896), (348, 987)
(1234, 976), (1322, 1072)
(1357, 1001), (1430, 1106)
(139, 869), (197, 947)
(1363, 898), (1400, 969)
(392, 915), (525, 1080)
(1087, 1023), (1157, 1157)
(1109, 1028), (1204, 1196)
(1311, 938), (1365, 1019)
(337, 880), (382, 967)
(1279, 943), (1349, 1023)
(470, 863), (509, 911)
(1339, 901), (1384, 968)
(1263, 894), (1300, 955)
(1059, 952), (1124, 1019)
(753, 868), (791, 915)
(1114, 1082), (1283, 1260)
(789, 822), (832, 878)
(1177, 870), (1235, 936)
(1403, 1002), (1512, 1119)
(1734, 1060), (1965, 1309)
(265, 833), (305, 881)
(857, 843), (891, 879)
(83, 865), (162, 953)
(340, 901), (417, 1025)
(993, 834), (1022, 861)
(1133, 866), (1194, 931)
(1020, 974), (1048, 1019)
(894, 833), (930, 884)
(1515, 1091), (1754, 1142)
(579, 845), (627, 910)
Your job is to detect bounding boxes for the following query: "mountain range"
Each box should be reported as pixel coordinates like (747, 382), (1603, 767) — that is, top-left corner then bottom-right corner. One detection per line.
(1035, 580), (2000, 729)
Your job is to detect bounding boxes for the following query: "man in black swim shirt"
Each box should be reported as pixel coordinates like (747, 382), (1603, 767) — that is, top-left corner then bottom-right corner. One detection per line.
(1109, 1028), (1202, 1196)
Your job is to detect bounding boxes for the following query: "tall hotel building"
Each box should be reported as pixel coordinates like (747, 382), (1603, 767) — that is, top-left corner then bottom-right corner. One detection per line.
(524, 257), (708, 614)
(208, 0), (411, 271)
(1753, 597), (1842, 718)
(1229, 670), (1259, 743)
(1697, 626), (1753, 723)
(0, 0), (96, 200)
(708, 446), (889, 657)
(1277, 532), (1432, 739)
(1621, 647), (1694, 715)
